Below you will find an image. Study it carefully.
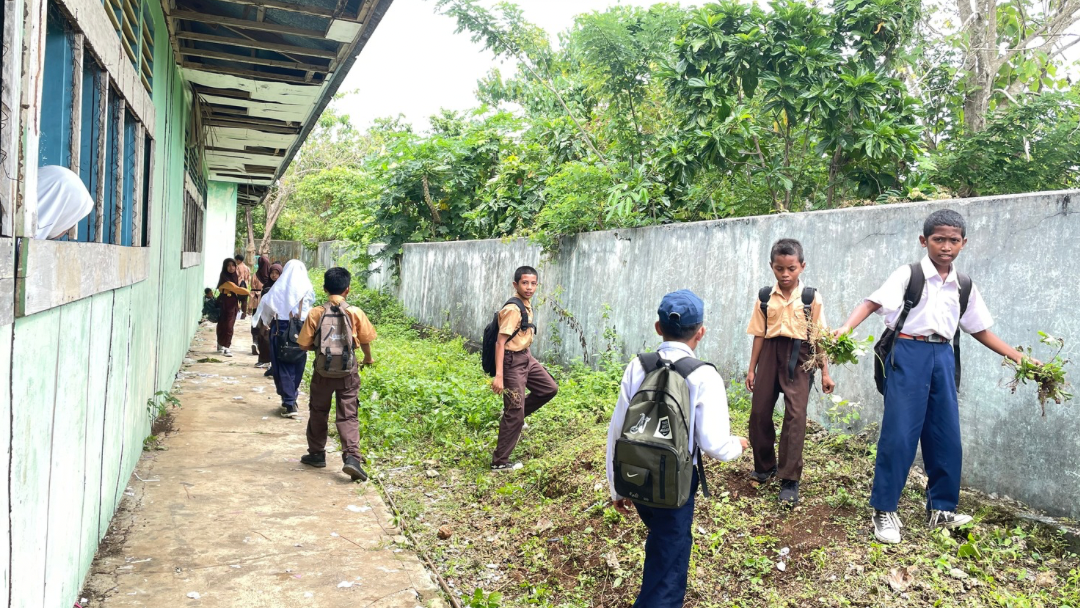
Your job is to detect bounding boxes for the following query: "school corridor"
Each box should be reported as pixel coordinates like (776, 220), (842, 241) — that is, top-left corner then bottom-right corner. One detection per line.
(79, 319), (444, 608)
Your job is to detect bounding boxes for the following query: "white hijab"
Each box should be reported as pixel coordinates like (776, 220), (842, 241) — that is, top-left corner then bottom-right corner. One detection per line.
(35, 165), (94, 239)
(255, 260), (315, 324)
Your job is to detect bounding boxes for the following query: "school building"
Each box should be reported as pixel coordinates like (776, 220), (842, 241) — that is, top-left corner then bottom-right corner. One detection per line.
(0, 0), (392, 604)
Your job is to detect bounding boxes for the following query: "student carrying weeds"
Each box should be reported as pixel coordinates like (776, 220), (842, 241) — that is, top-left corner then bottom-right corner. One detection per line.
(836, 209), (1031, 544)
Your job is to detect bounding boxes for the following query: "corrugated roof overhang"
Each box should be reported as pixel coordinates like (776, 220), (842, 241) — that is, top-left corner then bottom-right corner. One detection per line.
(161, 0), (393, 206)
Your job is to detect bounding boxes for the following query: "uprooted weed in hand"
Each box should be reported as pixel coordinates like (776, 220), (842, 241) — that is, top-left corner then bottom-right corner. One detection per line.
(1005, 332), (1072, 415)
(804, 321), (874, 372)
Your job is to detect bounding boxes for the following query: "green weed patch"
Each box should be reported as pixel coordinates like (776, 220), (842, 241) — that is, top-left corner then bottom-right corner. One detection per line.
(326, 283), (1078, 607)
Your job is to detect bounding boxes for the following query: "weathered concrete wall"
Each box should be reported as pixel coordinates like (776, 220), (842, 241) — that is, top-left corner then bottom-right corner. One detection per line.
(317, 241), (399, 296)
(4, 4), (214, 605)
(267, 240), (316, 267)
(400, 191), (1080, 518)
(203, 182), (238, 289)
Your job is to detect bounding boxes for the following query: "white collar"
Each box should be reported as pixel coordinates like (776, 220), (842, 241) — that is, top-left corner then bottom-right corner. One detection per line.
(920, 255), (957, 284)
(657, 341), (695, 356)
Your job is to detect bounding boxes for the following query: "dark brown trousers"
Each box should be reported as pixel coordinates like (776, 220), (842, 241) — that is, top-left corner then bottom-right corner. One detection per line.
(307, 372), (361, 460)
(749, 337), (812, 481)
(493, 349), (558, 466)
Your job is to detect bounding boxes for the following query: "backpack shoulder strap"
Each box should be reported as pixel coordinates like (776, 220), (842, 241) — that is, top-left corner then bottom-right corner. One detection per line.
(957, 273), (972, 317)
(800, 287), (816, 328)
(506, 297), (536, 334)
(893, 263), (925, 336)
(670, 356), (716, 379)
(637, 352), (662, 373)
(905, 263), (925, 308)
(758, 286), (772, 333)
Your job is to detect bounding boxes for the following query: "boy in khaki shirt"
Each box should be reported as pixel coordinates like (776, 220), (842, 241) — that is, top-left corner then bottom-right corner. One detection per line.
(746, 239), (835, 505)
(490, 266), (559, 471)
(297, 267), (376, 481)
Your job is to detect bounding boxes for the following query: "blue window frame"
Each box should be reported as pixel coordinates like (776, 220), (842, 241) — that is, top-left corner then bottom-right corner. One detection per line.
(40, 5), (75, 169)
(77, 60), (105, 243)
(38, 0), (154, 246)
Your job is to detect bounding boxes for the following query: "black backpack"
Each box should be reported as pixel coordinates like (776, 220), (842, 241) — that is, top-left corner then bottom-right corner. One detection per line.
(481, 298), (536, 377)
(873, 263), (972, 394)
(758, 286), (816, 384)
(274, 316), (307, 364)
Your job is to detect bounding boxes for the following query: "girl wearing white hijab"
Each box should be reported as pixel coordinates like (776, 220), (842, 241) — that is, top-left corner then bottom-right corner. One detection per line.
(35, 166), (94, 239)
(255, 260), (315, 418)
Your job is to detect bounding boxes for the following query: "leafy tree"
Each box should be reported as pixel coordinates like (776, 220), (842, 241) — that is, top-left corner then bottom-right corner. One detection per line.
(931, 89), (1080, 196)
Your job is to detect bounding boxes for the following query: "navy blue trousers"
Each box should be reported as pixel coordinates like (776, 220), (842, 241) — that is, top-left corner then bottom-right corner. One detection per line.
(633, 468), (698, 608)
(870, 339), (962, 512)
(269, 319), (307, 407)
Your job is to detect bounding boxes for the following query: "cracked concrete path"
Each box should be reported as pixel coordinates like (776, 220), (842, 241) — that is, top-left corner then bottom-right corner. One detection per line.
(82, 320), (445, 608)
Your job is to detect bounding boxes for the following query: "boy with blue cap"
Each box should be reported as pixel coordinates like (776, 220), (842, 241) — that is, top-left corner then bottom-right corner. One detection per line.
(607, 289), (747, 608)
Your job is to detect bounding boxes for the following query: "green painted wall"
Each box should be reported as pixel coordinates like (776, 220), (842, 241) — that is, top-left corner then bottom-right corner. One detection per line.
(204, 181), (239, 289)
(4, 1), (235, 605)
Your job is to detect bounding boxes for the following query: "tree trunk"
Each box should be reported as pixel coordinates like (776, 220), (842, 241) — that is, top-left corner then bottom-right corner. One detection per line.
(827, 145), (844, 208)
(958, 0), (996, 134)
(259, 188), (288, 258)
(245, 207), (256, 262)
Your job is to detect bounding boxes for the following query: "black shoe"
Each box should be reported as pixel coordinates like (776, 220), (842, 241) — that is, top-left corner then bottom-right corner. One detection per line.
(778, 479), (800, 506)
(342, 456), (368, 482)
(264, 367), (273, 377)
(280, 405), (299, 418)
(750, 467), (777, 483)
(300, 452), (326, 468)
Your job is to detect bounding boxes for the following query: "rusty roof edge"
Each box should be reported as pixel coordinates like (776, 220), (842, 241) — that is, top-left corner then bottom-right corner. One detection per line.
(251, 0), (395, 207)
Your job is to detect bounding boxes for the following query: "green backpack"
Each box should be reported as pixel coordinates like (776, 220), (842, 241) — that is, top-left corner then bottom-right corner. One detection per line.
(613, 352), (712, 509)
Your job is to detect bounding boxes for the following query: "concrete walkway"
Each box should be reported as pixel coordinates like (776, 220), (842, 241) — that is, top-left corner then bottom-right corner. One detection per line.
(82, 319), (444, 608)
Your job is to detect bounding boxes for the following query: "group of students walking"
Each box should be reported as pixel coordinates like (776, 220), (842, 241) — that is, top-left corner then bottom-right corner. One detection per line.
(207, 258), (378, 482)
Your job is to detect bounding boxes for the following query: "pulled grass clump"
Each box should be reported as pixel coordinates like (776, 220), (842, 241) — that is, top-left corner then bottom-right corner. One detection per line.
(1005, 332), (1072, 416)
(804, 321), (874, 372)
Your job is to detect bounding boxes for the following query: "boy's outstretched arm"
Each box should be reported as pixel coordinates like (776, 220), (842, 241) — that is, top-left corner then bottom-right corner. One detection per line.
(836, 301), (882, 335)
(971, 330), (1032, 364)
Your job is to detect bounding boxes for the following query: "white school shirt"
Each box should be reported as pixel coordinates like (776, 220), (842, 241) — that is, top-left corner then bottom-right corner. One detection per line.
(866, 256), (994, 338)
(606, 341), (744, 501)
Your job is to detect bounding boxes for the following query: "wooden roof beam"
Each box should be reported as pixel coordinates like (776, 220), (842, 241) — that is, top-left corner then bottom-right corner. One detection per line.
(204, 116), (303, 134)
(171, 9), (330, 40)
(213, 0), (340, 19)
(181, 61), (325, 85)
(176, 31), (338, 59)
(180, 46), (330, 73)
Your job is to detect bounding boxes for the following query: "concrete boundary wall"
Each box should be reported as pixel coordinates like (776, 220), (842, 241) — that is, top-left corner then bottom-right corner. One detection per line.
(399, 190), (1080, 518)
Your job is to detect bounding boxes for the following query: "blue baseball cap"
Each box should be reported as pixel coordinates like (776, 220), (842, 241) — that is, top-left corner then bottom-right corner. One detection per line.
(658, 289), (704, 328)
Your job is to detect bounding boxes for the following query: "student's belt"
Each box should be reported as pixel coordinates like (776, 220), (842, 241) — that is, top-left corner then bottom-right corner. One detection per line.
(898, 332), (950, 344)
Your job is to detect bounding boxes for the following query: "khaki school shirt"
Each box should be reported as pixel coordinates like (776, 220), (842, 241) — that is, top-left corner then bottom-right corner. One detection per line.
(298, 295), (377, 350)
(497, 297), (534, 352)
(746, 282), (826, 339)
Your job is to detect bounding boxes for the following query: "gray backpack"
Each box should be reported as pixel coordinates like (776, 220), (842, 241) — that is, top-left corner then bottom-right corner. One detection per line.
(314, 304), (356, 378)
(613, 353), (712, 509)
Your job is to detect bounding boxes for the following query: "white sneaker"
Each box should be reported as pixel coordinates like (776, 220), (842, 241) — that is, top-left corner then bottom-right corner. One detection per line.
(873, 510), (902, 544)
(216, 345), (223, 353)
(222, 348), (232, 357)
(927, 510), (973, 529)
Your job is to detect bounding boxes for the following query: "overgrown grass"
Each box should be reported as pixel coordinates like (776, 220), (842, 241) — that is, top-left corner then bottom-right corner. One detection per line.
(314, 278), (1080, 608)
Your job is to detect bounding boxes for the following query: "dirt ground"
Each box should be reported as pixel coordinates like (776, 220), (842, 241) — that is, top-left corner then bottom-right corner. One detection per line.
(80, 319), (446, 608)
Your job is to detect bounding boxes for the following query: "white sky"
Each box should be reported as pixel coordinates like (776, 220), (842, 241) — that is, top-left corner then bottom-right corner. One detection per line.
(338, 0), (673, 131)
(337, 0), (1080, 132)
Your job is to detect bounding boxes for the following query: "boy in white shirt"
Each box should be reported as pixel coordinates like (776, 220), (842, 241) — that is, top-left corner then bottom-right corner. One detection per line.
(607, 290), (747, 607)
(837, 209), (1027, 544)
